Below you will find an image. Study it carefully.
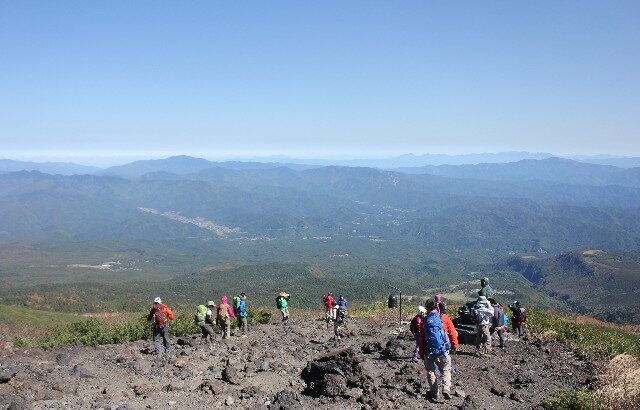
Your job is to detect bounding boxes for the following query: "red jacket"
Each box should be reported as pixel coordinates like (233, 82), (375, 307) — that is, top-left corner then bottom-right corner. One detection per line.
(441, 313), (459, 350)
(323, 295), (335, 309)
(410, 315), (426, 358)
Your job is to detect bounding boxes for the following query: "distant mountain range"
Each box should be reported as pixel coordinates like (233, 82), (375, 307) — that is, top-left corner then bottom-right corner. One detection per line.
(0, 159), (100, 175)
(3, 152), (640, 176)
(1, 163), (639, 253)
(393, 157), (640, 188)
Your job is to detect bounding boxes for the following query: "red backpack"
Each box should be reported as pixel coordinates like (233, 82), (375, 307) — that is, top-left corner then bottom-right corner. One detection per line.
(153, 304), (168, 328)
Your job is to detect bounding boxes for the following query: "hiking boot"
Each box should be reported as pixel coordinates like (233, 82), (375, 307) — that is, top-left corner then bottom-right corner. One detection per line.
(443, 391), (452, 400)
(427, 392), (441, 403)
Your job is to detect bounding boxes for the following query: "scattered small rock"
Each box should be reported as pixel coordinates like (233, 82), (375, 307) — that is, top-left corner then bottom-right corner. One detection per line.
(56, 352), (72, 366)
(73, 363), (96, 379)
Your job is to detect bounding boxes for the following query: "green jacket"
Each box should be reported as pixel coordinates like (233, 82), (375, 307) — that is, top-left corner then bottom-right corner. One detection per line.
(277, 296), (289, 309)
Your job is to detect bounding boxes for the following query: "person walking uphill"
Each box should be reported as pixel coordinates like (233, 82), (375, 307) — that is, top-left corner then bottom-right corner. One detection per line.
(237, 293), (248, 336)
(147, 297), (174, 356)
(422, 299), (453, 402)
(474, 296), (495, 356)
(277, 292), (290, 323)
(218, 295), (236, 340)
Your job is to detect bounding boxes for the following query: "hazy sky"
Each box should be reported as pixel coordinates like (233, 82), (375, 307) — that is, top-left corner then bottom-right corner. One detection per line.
(1, 1), (639, 162)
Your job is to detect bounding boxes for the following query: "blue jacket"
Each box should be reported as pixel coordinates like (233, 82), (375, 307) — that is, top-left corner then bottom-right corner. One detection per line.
(238, 299), (248, 318)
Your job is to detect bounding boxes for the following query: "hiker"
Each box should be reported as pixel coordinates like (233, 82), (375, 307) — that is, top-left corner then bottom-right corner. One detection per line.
(489, 298), (506, 350)
(217, 295), (236, 339)
(232, 295), (241, 317)
(489, 298), (507, 350)
(409, 306), (427, 362)
(435, 295), (459, 354)
(194, 304), (215, 344)
(478, 277), (495, 299)
(473, 296), (494, 356)
(206, 300), (217, 329)
(237, 292), (248, 336)
(422, 299), (452, 402)
(508, 301), (526, 336)
(337, 295), (348, 310)
(276, 292), (290, 322)
(322, 292), (335, 329)
(147, 297), (174, 356)
(330, 301), (346, 345)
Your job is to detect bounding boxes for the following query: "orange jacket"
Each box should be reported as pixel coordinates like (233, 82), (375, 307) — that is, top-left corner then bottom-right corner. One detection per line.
(441, 313), (459, 350)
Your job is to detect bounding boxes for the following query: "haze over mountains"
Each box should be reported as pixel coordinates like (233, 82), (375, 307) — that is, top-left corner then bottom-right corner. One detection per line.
(4, 151), (640, 176)
(1, 153), (639, 322)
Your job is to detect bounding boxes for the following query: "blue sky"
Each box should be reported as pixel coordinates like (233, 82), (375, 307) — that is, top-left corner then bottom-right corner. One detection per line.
(1, 1), (639, 162)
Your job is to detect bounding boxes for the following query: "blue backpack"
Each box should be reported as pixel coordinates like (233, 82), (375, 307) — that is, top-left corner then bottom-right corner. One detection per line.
(423, 313), (451, 357)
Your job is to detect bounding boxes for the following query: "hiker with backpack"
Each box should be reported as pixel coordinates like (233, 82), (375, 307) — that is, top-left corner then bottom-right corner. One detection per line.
(195, 304), (215, 345)
(237, 292), (249, 336)
(217, 295), (236, 339)
(330, 300), (346, 345)
(322, 292), (335, 329)
(206, 300), (216, 327)
(434, 295), (459, 354)
(422, 299), (453, 402)
(409, 306), (427, 362)
(489, 298), (506, 350)
(508, 301), (526, 337)
(276, 292), (290, 322)
(478, 277), (495, 299)
(146, 297), (174, 356)
(473, 295), (495, 356)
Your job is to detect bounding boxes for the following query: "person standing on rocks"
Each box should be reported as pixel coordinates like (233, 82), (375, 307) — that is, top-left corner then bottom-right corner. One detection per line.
(473, 296), (494, 356)
(409, 305), (427, 362)
(422, 299), (453, 402)
(147, 297), (174, 356)
(237, 292), (249, 336)
(195, 304), (215, 345)
(322, 292), (335, 329)
(435, 295), (459, 354)
(489, 298), (506, 350)
(478, 277), (495, 299)
(330, 300), (346, 345)
(277, 292), (290, 322)
(218, 295), (236, 339)
(206, 300), (216, 327)
(508, 301), (526, 337)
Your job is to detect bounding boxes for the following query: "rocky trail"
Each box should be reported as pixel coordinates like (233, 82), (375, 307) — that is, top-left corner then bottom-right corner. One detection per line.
(0, 316), (597, 409)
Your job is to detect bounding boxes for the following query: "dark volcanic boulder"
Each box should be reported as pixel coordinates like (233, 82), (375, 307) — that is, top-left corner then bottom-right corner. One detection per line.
(271, 389), (303, 410)
(301, 348), (373, 397)
(0, 368), (16, 383)
(382, 338), (405, 359)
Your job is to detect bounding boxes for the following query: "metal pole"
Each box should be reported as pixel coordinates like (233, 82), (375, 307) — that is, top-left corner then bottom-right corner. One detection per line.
(399, 290), (402, 325)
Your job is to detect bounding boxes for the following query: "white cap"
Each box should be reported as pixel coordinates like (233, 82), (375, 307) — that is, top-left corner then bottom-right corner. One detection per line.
(418, 306), (427, 314)
(154, 297), (162, 304)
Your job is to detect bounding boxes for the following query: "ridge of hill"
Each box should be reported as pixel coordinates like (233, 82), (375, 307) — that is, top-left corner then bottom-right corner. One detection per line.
(394, 157), (640, 188)
(0, 159), (100, 175)
(503, 249), (640, 324)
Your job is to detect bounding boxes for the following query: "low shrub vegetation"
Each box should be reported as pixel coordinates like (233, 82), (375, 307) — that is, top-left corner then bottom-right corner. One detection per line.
(527, 310), (640, 359)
